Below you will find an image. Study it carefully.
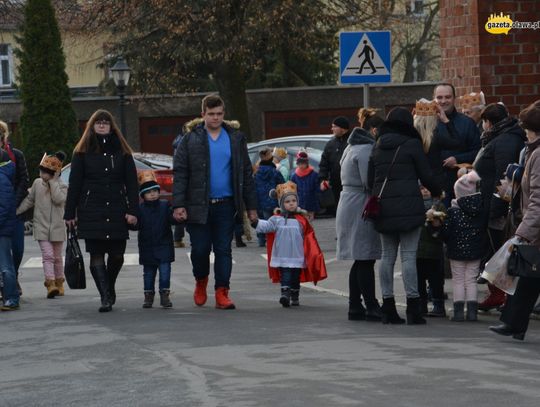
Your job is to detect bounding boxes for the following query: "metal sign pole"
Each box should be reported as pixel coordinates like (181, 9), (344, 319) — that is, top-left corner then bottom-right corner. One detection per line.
(363, 84), (370, 108)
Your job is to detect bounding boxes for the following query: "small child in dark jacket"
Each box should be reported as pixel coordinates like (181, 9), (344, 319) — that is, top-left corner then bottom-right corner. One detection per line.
(417, 185), (447, 317)
(136, 171), (178, 309)
(428, 170), (485, 322)
(290, 151), (319, 221)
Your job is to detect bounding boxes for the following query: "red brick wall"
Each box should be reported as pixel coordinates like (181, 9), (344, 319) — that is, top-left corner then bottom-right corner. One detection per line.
(440, 0), (540, 114)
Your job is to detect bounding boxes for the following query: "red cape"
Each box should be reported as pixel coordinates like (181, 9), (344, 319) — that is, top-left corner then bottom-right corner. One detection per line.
(265, 214), (328, 284)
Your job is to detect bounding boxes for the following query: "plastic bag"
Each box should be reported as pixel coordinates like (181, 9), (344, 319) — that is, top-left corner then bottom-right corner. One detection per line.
(64, 227), (86, 289)
(480, 239), (519, 295)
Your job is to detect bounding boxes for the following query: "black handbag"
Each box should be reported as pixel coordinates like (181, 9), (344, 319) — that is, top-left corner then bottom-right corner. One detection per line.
(362, 146), (400, 221)
(507, 244), (540, 278)
(64, 226), (86, 289)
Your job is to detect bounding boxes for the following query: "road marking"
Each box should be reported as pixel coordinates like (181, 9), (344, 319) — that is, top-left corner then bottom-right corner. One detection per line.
(186, 252), (235, 265)
(21, 253), (141, 268)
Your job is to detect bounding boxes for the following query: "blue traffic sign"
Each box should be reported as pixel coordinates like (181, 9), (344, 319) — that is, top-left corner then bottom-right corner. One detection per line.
(339, 31), (392, 84)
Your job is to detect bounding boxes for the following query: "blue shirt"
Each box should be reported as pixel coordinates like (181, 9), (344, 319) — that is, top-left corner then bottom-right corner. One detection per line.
(208, 127), (233, 198)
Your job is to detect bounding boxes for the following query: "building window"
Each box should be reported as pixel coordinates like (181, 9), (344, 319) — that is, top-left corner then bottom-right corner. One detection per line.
(0, 44), (13, 87)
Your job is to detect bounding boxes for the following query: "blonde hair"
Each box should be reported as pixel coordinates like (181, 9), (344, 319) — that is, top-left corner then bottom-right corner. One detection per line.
(414, 114), (438, 153)
(74, 109), (133, 154)
(0, 120), (9, 143)
(357, 108), (378, 129)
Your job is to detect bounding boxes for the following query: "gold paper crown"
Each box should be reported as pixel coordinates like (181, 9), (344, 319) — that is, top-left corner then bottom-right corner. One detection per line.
(273, 147), (287, 160)
(275, 181), (297, 201)
(459, 91), (485, 110)
(415, 99), (438, 116)
(39, 153), (63, 173)
(138, 170), (157, 186)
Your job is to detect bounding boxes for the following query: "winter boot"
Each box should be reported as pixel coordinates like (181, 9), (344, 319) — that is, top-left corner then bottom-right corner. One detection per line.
(450, 301), (465, 322)
(143, 291), (155, 309)
(365, 301), (383, 322)
(427, 299), (446, 317)
(348, 303), (366, 321)
(107, 258), (123, 306)
(194, 277), (208, 306)
(160, 290), (173, 308)
(406, 297), (427, 325)
(420, 297), (429, 316)
(44, 279), (59, 299)
(235, 237), (247, 248)
(381, 297), (405, 324)
(215, 287), (236, 309)
(466, 301), (478, 321)
(280, 287), (291, 308)
(290, 288), (300, 306)
(478, 284), (506, 311)
(90, 265), (112, 313)
(55, 278), (65, 296)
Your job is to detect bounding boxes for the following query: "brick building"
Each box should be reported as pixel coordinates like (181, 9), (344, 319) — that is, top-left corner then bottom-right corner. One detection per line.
(440, 0), (540, 114)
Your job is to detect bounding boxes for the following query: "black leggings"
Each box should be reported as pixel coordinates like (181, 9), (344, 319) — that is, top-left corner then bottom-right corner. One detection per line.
(348, 260), (377, 308)
(90, 253), (124, 272)
(417, 258), (445, 301)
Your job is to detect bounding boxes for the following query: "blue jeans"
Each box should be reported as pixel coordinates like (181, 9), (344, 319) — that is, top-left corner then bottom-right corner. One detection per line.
(280, 267), (301, 289)
(0, 236), (19, 306)
(257, 209), (274, 246)
(379, 227), (422, 299)
(187, 200), (236, 288)
(143, 263), (171, 292)
(12, 219), (25, 274)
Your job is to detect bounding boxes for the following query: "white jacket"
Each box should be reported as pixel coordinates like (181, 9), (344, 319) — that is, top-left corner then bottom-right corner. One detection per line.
(17, 177), (67, 242)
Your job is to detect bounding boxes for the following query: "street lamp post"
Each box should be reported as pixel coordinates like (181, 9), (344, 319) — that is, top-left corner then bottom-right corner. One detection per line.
(110, 57), (131, 137)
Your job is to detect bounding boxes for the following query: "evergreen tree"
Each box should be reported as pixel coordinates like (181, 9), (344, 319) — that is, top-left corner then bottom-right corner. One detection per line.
(14, 0), (78, 175)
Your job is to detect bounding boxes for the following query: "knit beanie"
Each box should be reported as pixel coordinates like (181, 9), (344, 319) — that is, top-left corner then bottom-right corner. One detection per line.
(138, 170), (160, 197)
(332, 116), (350, 130)
(386, 107), (414, 128)
(296, 150), (309, 165)
(454, 170), (481, 200)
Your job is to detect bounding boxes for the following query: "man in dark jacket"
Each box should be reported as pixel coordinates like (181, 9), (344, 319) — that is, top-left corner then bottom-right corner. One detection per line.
(319, 116), (350, 213)
(434, 83), (481, 205)
(173, 95), (257, 310)
(0, 121), (29, 296)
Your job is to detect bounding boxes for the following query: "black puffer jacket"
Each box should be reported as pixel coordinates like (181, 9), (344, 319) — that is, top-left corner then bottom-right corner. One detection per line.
(173, 120), (257, 224)
(473, 117), (526, 222)
(64, 134), (139, 240)
(439, 193), (485, 260)
(368, 121), (441, 234)
(319, 133), (349, 190)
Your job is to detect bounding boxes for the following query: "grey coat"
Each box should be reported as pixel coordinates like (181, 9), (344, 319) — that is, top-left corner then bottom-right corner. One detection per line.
(336, 128), (381, 260)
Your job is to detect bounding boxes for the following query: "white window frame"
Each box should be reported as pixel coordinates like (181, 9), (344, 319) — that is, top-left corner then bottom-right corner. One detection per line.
(0, 44), (14, 88)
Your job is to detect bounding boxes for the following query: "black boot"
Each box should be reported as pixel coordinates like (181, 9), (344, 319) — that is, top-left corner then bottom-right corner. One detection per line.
(280, 287), (291, 308)
(107, 255), (123, 305)
(90, 265), (112, 313)
(290, 288), (300, 306)
(365, 300), (383, 322)
(160, 289), (172, 308)
(466, 301), (478, 321)
(420, 297), (429, 316)
(349, 261), (366, 320)
(348, 302), (366, 321)
(235, 237), (247, 248)
(406, 297), (427, 325)
(450, 301), (465, 322)
(427, 299), (446, 317)
(143, 291), (155, 309)
(381, 297), (405, 324)
(489, 323), (525, 340)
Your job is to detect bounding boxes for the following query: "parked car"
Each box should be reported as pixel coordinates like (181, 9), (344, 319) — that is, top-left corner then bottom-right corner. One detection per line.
(247, 134), (332, 165)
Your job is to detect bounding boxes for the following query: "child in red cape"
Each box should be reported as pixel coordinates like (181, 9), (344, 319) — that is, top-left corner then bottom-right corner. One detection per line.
(251, 181), (327, 307)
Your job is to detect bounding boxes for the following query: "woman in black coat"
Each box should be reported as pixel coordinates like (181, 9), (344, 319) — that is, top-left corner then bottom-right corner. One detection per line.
(65, 109), (139, 312)
(473, 103), (526, 311)
(368, 107), (441, 325)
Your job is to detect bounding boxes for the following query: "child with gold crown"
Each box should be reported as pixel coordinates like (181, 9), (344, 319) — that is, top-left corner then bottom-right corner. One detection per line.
(17, 152), (68, 298)
(251, 181), (327, 307)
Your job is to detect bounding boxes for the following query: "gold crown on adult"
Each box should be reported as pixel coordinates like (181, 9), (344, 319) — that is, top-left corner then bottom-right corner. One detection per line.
(415, 99), (438, 116)
(39, 153), (63, 173)
(137, 170), (157, 186)
(459, 91), (485, 109)
(275, 181), (297, 201)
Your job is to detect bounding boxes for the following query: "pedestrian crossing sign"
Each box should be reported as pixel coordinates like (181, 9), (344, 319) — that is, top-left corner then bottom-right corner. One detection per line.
(339, 31), (392, 84)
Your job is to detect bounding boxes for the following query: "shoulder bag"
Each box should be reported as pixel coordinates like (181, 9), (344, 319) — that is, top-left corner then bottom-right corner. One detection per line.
(362, 146), (401, 221)
(507, 244), (540, 278)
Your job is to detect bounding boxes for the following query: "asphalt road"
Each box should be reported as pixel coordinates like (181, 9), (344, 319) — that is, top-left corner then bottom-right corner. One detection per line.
(1, 217), (539, 407)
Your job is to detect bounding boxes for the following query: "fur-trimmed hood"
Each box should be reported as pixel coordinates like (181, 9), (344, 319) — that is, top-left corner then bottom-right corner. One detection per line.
(183, 117), (241, 133)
